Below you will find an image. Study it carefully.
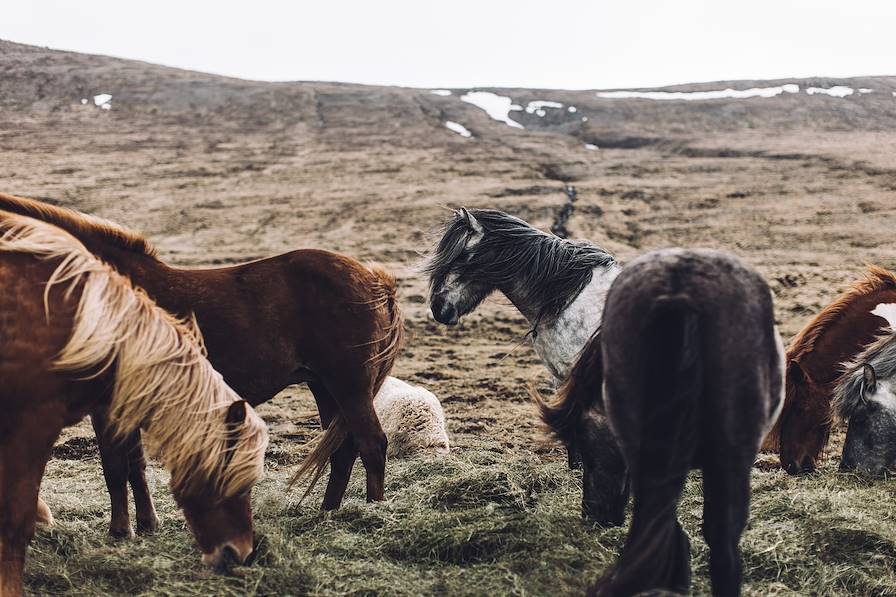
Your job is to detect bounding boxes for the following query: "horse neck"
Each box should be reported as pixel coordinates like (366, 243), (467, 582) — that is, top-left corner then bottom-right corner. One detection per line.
(85, 244), (195, 317)
(519, 265), (619, 381)
(796, 288), (896, 384)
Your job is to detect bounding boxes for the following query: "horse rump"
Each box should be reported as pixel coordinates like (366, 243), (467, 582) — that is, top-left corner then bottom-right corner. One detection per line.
(289, 262), (403, 503)
(594, 298), (700, 596)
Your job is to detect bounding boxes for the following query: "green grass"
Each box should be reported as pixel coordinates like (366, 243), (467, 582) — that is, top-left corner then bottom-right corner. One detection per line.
(30, 444), (896, 596)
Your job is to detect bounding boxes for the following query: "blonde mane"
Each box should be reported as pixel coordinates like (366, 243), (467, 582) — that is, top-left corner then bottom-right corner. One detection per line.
(0, 211), (266, 499)
(788, 265), (896, 361)
(0, 192), (156, 257)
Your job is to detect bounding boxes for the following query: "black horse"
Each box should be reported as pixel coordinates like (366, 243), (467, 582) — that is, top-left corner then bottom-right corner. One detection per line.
(539, 249), (784, 596)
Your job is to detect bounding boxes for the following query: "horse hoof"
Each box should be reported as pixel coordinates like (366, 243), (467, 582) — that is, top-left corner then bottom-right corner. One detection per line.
(109, 524), (134, 540)
(36, 498), (55, 526)
(136, 516), (160, 535)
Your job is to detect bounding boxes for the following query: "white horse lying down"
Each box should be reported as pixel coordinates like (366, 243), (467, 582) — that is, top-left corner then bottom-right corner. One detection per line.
(374, 377), (450, 457)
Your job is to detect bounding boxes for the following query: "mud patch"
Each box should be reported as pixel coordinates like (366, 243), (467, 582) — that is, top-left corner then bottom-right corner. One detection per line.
(550, 185), (577, 239)
(53, 437), (98, 461)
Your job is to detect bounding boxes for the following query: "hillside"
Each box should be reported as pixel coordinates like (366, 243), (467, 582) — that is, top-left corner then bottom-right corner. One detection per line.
(3, 39), (896, 596)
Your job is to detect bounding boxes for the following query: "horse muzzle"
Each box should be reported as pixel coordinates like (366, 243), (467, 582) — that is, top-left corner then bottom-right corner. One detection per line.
(784, 457), (816, 476)
(202, 538), (254, 571)
(430, 295), (459, 325)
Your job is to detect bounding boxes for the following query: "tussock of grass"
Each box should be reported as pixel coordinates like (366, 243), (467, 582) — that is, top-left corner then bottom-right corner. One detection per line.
(30, 445), (896, 596)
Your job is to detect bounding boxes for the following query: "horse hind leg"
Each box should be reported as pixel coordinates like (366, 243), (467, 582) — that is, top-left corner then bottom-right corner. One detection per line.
(702, 461), (751, 596)
(322, 438), (359, 510)
(320, 374), (387, 503)
(309, 382), (360, 511)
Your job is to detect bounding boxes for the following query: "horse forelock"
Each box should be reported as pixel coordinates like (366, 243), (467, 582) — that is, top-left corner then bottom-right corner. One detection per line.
(422, 214), (471, 282)
(0, 210), (266, 500)
(834, 331), (896, 421)
(427, 208), (616, 322)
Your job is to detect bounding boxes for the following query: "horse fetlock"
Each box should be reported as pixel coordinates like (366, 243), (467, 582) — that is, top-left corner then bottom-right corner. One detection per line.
(136, 512), (160, 535)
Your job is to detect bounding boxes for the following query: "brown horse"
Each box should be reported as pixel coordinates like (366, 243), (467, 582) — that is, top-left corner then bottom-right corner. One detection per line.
(0, 193), (403, 537)
(0, 211), (269, 596)
(761, 265), (896, 474)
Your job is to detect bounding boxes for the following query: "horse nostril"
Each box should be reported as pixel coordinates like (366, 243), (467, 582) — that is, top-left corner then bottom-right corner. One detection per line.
(214, 545), (241, 573)
(785, 462), (799, 476)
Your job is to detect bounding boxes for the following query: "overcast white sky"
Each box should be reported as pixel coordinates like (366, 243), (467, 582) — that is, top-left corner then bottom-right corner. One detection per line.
(2, 1), (895, 90)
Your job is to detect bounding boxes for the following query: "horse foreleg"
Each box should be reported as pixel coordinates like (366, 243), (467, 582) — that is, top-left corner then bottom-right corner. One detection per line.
(0, 422), (58, 597)
(126, 432), (158, 534)
(91, 412), (133, 538)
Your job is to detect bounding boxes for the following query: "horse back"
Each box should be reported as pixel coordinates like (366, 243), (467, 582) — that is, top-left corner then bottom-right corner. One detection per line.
(155, 249), (402, 402)
(602, 249), (781, 455)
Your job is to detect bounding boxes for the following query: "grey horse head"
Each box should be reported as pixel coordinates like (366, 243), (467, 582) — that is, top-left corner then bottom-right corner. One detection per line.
(835, 329), (896, 475)
(837, 362), (896, 475)
(424, 207), (615, 326)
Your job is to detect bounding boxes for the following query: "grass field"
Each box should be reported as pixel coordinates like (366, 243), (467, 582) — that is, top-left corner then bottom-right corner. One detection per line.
(32, 404), (896, 597)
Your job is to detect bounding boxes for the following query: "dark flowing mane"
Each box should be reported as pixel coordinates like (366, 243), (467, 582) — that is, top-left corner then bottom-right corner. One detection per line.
(834, 330), (896, 421)
(0, 193), (156, 257)
(533, 330), (604, 442)
(788, 265), (896, 361)
(425, 208), (616, 324)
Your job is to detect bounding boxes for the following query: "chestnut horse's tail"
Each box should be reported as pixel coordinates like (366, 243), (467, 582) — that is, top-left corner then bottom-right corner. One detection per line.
(365, 263), (404, 394)
(594, 299), (700, 596)
(288, 414), (349, 503)
(288, 263), (403, 502)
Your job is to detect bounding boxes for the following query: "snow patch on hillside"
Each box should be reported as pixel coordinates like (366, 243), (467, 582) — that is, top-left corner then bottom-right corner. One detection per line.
(525, 100), (563, 116)
(93, 93), (112, 109)
(596, 84), (799, 101)
(461, 91), (524, 129)
(805, 86), (854, 97)
(445, 121), (472, 138)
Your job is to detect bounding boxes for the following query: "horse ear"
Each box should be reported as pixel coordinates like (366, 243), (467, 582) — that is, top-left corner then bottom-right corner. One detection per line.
(862, 364), (877, 399)
(225, 400), (248, 428)
(459, 207), (484, 234)
(787, 360), (807, 385)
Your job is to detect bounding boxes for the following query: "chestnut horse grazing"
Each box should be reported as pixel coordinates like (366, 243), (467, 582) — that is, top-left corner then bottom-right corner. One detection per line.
(0, 193), (402, 537)
(541, 249), (784, 596)
(761, 265), (896, 474)
(0, 211), (268, 597)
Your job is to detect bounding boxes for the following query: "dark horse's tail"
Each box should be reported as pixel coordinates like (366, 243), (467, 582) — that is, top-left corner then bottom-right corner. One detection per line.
(289, 263), (404, 500)
(593, 298), (701, 597)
